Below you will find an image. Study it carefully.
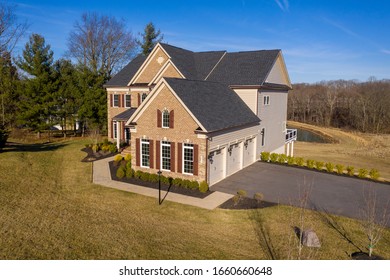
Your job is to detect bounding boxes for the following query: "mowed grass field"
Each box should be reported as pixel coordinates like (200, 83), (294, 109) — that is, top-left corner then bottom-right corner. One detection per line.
(289, 121), (390, 181)
(0, 139), (389, 259)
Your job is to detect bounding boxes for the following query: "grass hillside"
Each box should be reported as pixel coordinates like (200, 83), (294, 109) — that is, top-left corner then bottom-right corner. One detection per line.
(289, 121), (390, 181)
(0, 139), (389, 259)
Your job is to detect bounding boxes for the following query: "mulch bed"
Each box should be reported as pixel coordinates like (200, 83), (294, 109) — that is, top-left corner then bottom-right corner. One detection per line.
(108, 161), (211, 199)
(351, 252), (384, 260)
(219, 196), (278, 210)
(81, 147), (117, 162)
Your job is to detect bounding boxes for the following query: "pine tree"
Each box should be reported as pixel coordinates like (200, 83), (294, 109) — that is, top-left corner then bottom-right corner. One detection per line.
(16, 34), (56, 137)
(137, 22), (163, 56)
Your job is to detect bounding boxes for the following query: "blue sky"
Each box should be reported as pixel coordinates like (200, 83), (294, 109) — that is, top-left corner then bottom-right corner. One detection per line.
(8, 0), (390, 83)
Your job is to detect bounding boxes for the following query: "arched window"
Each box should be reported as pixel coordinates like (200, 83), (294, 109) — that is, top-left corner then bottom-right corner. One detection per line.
(162, 109), (170, 128)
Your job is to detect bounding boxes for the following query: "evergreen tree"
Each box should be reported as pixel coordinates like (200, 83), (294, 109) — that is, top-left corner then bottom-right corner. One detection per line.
(16, 34), (56, 136)
(137, 22), (163, 56)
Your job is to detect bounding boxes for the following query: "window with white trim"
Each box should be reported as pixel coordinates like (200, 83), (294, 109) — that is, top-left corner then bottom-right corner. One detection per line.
(161, 141), (171, 171)
(125, 94), (131, 108)
(113, 121), (117, 139)
(141, 93), (148, 102)
(113, 94), (120, 107)
(263, 95), (270, 105)
(162, 110), (170, 128)
(183, 143), (194, 174)
(141, 139), (150, 167)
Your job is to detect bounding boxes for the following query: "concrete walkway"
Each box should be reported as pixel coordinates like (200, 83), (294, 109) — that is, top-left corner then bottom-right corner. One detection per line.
(92, 156), (233, 210)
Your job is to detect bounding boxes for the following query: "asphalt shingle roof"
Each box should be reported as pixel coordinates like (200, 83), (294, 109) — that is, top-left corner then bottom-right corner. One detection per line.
(164, 78), (260, 132)
(206, 50), (280, 85)
(113, 108), (137, 121)
(104, 55), (146, 87)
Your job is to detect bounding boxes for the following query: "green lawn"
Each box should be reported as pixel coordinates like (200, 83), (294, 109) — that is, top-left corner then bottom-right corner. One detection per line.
(0, 139), (389, 259)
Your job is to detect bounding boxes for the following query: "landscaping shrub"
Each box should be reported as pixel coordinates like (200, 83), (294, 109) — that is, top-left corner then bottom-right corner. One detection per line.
(315, 161), (324, 171)
(346, 166), (355, 176)
(135, 170), (143, 179)
(148, 174), (159, 183)
(270, 153), (279, 163)
(253, 192), (264, 203)
(369, 169), (380, 180)
(237, 189), (247, 197)
(335, 164), (344, 175)
(173, 178), (183, 187)
(140, 172), (150, 182)
(116, 166), (126, 179)
(306, 159), (315, 169)
(109, 144), (117, 153)
(160, 175), (170, 185)
(295, 157), (304, 166)
(125, 161), (132, 170)
(325, 162), (334, 173)
(260, 151), (270, 162)
(125, 168), (134, 178)
(92, 144), (99, 153)
(114, 154), (123, 163)
(233, 189), (247, 206)
(182, 179), (192, 189)
(287, 156), (295, 165)
(101, 144), (110, 152)
(278, 154), (287, 164)
(199, 181), (209, 193)
(358, 168), (368, 179)
(124, 154), (131, 162)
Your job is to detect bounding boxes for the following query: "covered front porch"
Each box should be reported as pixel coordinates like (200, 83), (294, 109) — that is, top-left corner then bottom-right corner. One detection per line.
(112, 108), (136, 150)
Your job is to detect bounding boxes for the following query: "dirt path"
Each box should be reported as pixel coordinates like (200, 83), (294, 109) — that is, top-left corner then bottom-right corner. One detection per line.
(288, 121), (390, 181)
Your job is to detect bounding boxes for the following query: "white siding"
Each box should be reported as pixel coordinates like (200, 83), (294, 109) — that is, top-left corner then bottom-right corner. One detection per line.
(265, 55), (291, 86)
(232, 89), (258, 114)
(209, 124), (259, 151)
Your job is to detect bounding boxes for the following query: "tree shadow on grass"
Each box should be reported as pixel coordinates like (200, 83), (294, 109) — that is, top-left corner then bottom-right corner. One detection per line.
(1, 141), (66, 153)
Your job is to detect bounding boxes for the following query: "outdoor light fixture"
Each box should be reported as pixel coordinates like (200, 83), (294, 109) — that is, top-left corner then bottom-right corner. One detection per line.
(157, 170), (162, 205)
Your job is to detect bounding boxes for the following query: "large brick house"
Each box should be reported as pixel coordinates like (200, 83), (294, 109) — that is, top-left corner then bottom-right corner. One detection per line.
(104, 43), (296, 186)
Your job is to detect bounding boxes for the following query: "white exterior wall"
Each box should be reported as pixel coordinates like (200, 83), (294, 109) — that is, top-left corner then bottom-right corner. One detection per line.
(232, 89), (258, 114)
(209, 124), (259, 151)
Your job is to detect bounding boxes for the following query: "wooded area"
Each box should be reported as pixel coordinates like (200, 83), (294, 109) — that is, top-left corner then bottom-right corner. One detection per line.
(288, 79), (390, 134)
(0, 3), (162, 140)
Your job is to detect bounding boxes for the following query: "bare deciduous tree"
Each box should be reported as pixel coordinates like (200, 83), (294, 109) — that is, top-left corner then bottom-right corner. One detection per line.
(67, 12), (137, 78)
(0, 2), (27, 55)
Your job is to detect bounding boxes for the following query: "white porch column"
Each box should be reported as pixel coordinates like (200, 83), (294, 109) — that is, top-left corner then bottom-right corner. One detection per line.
(286, 142), (290, 156)
(116, 121), (121, 150)
(290, 141), (294, 157)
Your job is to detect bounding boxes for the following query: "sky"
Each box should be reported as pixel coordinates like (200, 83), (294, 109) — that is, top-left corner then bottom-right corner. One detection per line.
(7, 0), (390, 83)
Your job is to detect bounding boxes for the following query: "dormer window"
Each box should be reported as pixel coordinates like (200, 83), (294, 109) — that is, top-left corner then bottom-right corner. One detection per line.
(162, 110), (170, 128)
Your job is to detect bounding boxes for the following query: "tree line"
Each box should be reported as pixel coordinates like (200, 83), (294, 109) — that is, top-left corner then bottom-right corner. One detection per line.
(0, 2), (163, 138)
(288, 79), (390, 134)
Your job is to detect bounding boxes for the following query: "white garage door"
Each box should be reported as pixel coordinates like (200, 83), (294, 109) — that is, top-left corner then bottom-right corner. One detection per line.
(243, 138), (256, 167)
(209, 148), (225, 185)
(227, 142), (242, 176)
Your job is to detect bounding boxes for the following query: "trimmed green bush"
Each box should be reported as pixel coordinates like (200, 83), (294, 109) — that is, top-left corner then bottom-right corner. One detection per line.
(199, 181), (209, 193)
(260, 152), (270, 162)
(173, 178), (183, 187)
(135, 170), (143, 179)
(182, 179), (192, 189)
(369, 169), (380, 180)
(346, 166), (354, 176)
(237, 189), (247, 197)
(92, 144), (99, 153)
(278, 154), (287, 164)
(114, 154), (123, 162)
(270, 153), (279, 163)
(287, 156), (295, 165)
(325, 162), (334, 173)
(189, 180), (199, 190)
(116, 166), (126, 179)
(358, 168), (368, 179)
(124, 154), (131, 162)
(148, 174), (159, 183)
(109, 144), (117, 153)
(315, 161), (324, 171)
(125, 161), (132, 170)
(253, 192), (264, 202)
(296, 157), (304, 167)
(306, 159), (315, 169)
(140, 172), (150, 182)
(160, 175), (171, 185)
(335, 164), (344, 175)
(125, 168), (134, 178)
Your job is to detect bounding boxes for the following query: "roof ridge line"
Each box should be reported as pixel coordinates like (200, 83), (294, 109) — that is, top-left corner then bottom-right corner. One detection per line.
(204, 51), (227, 81)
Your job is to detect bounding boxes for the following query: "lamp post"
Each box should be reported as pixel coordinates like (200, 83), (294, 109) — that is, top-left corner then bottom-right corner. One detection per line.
(157, 170), (162, 205)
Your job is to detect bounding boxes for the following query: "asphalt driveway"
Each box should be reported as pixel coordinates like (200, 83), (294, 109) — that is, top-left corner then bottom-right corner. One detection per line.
(212, 162), (390, 226)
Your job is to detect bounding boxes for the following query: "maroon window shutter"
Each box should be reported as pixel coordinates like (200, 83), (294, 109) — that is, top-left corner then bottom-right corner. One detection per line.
(156, 140), (160, 170)
(110, 94), (113, 107)
(110, 121), (114, 138)
(138, 93), (141, 106)
(157, 109), (162, 128)
(177, 143), (182, 173)
(193, 144), (199, 176)
(121, 95), (125, 107)
(136, 138), (140, 166)
(149, 140), (154, 169)
(170, 142), (175, 172)
(169, 110), (174, 128)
